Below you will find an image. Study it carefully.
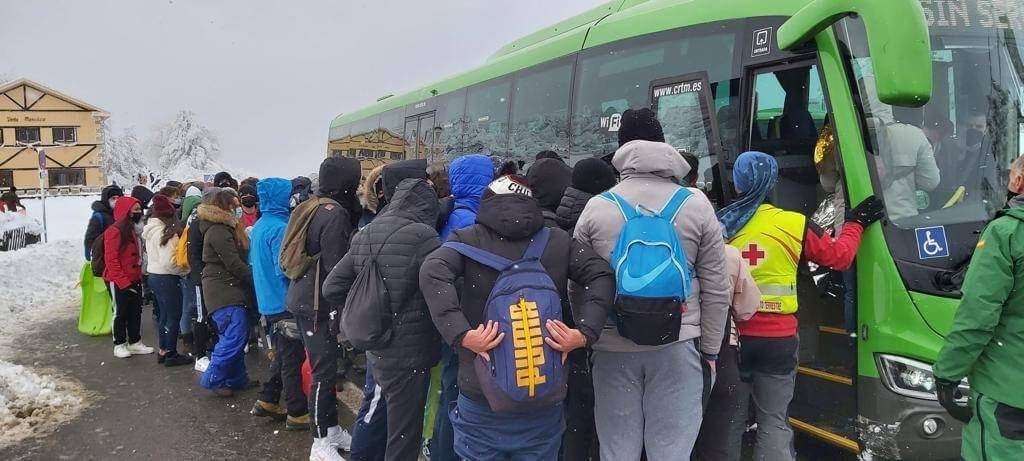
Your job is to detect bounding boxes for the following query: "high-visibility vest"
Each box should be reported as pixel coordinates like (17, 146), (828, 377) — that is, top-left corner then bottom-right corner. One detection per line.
(728, 204), (806, 314)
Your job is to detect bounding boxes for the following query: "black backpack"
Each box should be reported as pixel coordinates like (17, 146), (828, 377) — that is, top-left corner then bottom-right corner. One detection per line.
(340, 239), (393, 350)
(90, 212), (109, 277)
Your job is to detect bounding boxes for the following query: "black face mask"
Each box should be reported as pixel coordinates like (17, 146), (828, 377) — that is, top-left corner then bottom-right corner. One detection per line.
(241, 196), (257, 208)
(131, 212), (143, 223)
(965, 128), (984, 147)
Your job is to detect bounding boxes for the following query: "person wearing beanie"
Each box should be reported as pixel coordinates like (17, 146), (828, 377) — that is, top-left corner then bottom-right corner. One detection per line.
(421, 174), (615, 461)
(131, 185), (155, 210)
(84, 184), (124, 260)
(535, 150), (565, 163)
(526, 158), (572, 228)
(285, 157), (360, 460)
(214, 171), (237, 190)
(238, 184), (259, 229)
(555, 158), (616, 233)
(617, 107), (665, 147)
(142, 194), (191, 367)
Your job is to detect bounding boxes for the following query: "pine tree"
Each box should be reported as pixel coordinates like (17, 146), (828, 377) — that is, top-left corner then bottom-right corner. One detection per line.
(156, 111), (221, 177)
(99, 122), (149, 187)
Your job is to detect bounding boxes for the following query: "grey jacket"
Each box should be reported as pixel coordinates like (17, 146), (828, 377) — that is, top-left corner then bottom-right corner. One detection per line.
(574, 140), (730, 355)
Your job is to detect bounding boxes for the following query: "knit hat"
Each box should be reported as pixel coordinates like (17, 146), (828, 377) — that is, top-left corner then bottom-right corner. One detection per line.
(617, 108), (665, 146)
(238, 184), (258, 208)
(151, 194), (175, 218)
(535, 150), (564, 162)
(571, 158), (617, 195)
(213, 171), (234, 188)
(483, 175), (532, 199)
(131, 185), (155, 209)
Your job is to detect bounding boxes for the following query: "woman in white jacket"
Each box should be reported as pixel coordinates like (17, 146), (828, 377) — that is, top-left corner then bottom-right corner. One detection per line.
(142, 194), (192, 367)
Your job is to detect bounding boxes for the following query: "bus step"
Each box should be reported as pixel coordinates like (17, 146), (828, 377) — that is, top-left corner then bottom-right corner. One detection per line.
(818, 325), (850, 336)
(798, 365), (853, 386)
(789, 416), (860, 453)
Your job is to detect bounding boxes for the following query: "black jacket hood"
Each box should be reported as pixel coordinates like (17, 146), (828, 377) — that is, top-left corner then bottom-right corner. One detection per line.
(101, 185), (124, 204)
(476, 193), (544, 240)
(526, 158), (571, 211)
(379, 178), (438, 226)
(318, 157), (361, 199)
(381, 159), (428, 202)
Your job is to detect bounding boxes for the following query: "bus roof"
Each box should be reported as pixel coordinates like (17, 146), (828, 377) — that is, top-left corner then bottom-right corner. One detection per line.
(329, 0), (809, 130)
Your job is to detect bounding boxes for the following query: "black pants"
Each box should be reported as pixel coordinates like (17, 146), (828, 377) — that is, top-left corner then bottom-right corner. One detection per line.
(693, 335), (743, 461)
(257, 312), (308, 417)
(563, 348), (600, 460)
(297, 314), (339, 438)
(112, 282), (142, 345)
(369, 355), (430, 461)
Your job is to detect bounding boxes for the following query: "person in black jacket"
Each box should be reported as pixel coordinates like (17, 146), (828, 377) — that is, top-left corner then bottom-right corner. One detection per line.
(419, 175), (616, 460)
(323, 178), (441, 461)
(186, 187), (220, 361)
(84, 185), (124, 259)
(526, 158), (572, 228)
(286, 157), (361, 460)
(555, 158), (617, 233)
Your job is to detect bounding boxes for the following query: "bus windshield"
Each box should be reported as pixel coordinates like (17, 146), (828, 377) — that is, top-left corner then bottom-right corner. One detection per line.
(842, 4), (1024, 229)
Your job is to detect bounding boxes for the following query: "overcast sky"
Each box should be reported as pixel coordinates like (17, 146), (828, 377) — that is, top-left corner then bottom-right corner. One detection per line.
(2, 0), (599, 177)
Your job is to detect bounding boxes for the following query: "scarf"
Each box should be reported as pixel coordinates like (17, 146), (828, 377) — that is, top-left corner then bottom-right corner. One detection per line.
(717, 151), (779, 239)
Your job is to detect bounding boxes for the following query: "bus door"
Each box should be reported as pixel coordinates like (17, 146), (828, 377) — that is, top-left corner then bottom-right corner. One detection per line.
(403, 112), (436, 160)
(648, 72), (725, 206)
(741, 56), (860, 454)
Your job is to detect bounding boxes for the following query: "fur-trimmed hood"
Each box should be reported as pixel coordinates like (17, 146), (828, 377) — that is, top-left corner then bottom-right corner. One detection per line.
(197, 203), (238, 227)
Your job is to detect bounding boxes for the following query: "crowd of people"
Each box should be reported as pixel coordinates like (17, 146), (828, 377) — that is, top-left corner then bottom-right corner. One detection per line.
(79, 108), (890, 461)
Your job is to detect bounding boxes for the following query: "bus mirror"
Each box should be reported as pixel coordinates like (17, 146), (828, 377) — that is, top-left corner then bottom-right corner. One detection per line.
(777, 0), (932, 107)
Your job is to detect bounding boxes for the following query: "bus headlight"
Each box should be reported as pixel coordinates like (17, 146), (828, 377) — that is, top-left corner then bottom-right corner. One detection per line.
(876, 354), (939, 400)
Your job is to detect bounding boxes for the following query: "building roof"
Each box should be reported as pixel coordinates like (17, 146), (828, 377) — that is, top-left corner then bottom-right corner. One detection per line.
(0, 78), (109, 118)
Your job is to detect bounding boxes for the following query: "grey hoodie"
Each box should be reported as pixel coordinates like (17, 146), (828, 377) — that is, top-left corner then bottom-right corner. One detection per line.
(574, 140), (730, 355)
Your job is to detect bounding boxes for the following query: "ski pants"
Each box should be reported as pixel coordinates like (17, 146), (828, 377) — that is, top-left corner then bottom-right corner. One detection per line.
(200, 306), (249, 390)
(297, 313), (339, 439)
(257, 312), (308, 417)
(735, 335), (798, 461)
(111, 282), (143, 345)
(350, 360), (388, 461)
(963, 391), (1024, 460)
(592, 340), (704, 461)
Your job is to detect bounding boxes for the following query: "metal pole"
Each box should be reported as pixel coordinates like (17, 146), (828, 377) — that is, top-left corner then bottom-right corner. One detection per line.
(38, 169), (47, 243)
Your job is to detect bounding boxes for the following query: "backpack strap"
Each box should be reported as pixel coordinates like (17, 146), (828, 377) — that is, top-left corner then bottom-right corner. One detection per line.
(659, 188), (694, 222)
(443, 242), (514, 272)
(598, 191), (638, 220)
(521, 227), (551, 261)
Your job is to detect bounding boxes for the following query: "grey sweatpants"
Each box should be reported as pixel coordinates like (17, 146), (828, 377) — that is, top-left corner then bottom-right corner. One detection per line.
(592, 340), (704, 460)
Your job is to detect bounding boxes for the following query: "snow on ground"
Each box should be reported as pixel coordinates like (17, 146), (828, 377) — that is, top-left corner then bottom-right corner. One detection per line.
(0, 360), (85, 448)
(21, 194), (98, 243)
(0, 239), (82, 333)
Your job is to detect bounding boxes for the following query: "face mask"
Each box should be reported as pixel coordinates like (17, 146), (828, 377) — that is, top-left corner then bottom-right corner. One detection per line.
(109, 198), (119, 209)
(173, 198), (182, 206)
(964, 128), (984, 147)
(240, 196), (257, 208)
(819, 170), (840, 193)
(131, 212), (143, 223)
(233, 208), (243, 219)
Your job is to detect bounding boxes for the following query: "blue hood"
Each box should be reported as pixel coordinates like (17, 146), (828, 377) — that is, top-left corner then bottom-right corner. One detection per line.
(257, 177), (291, 218)
(448, 154), (494, 211)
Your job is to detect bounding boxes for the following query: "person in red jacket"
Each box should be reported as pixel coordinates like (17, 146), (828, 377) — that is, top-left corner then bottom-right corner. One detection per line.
(103, 195), (155, 359)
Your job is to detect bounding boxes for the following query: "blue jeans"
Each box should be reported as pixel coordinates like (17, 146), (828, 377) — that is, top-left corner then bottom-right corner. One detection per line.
(451, 394), (564, 461)
(350, 360), (387, 461)
(430, 344), (459, 460)
(200, 306), (249, 390)
(180, 277), (198, 334)
(149, 274), (183, 353)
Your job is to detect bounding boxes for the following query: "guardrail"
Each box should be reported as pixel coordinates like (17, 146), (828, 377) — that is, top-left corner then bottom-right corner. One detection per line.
(17, 185), (102, 198)
(0, 226), (40, 251)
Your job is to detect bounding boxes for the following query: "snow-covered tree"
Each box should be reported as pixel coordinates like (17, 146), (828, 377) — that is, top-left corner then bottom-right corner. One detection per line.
(99, 122), (149, 187)
(156, 111), (220, 177)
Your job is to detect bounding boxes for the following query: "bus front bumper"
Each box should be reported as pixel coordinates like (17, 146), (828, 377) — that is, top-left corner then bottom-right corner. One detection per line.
(857, 377), (962, 460)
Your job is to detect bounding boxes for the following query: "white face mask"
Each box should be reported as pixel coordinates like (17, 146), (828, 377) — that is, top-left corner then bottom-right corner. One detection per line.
(109, 198), (119, 209)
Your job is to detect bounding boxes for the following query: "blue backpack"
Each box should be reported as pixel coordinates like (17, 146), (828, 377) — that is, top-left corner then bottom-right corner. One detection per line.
(599, 188), (693, 346)
(443, 227), (567, 412)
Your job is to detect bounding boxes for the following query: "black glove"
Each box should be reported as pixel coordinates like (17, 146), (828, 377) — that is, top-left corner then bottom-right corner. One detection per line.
(936, 379), (972, 423)
(846, 195), (885, 227)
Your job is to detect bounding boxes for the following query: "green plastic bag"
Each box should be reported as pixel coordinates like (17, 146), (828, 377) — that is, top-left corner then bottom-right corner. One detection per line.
(421, 364), (442, 443)
(78, 262), (112, 336)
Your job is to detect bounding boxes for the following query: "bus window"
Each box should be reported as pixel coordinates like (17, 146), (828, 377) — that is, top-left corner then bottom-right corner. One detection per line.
(465, 77), (511, 159)
(435, 89), (466, 161)
(379, 108), (405, 162)
(349, 115), (380, 159)
(510, 59), (573, 160)
(650, 73), (723, 204)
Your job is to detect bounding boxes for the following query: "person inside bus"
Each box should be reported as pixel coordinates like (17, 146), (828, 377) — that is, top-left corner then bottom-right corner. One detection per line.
(717, 151), (884, 460)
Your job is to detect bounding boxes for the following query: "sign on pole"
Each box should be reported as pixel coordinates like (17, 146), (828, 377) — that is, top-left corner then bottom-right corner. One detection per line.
(36, 148), (48, 243)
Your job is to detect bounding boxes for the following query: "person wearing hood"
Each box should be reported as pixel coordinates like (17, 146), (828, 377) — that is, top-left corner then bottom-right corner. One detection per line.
(555, 158), (616, 233)
(84, 185), (124, 259)
(324, 178), (442, 461)
(180, 185), (203, 221)
(420, 175), (615, 461)
(197, 188), (254, 395)
(285, 157), (361, 460)
(716, 151), (883, 460)
(290, 176), (313, 211)
(377, 159), (428, 210)
(214, 171), (239, 190)
(933, 155), (1024, 460)
(248, 178), (310, 431)
(359, 165), (386, 227)
(102, 195), (155, 359)
(238, 184), (260, 229)
(141, 194), (192, 367)
(526, 158), (571, 228)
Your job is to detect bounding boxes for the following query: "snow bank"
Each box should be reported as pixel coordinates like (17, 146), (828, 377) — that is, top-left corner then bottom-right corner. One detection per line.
(0, 240), (81, 336)
(21, 194), (98, 243)
(0, 360), (85, 448)
(0, 211), (42, 235)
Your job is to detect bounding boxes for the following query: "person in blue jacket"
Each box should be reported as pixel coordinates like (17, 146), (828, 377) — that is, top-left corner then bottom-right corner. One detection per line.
(431, 153), (492, 460)
(248, 177), (310, 431)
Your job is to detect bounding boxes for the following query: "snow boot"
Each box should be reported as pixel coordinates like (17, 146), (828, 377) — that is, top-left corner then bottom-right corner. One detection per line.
(127, 341), (154, 355)
(114, 344), (131, 359)
(325, 425), (352, 452)
(286, 414), (310, 431)
(309, 438), (346, 461)
(251, 400), (287, 421)
(163, 352), (193, 367)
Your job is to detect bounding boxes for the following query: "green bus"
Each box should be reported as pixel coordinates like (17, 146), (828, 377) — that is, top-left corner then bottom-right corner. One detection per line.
(327, 0), (1024, 458)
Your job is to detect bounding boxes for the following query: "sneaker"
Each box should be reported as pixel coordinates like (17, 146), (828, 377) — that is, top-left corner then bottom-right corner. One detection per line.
(309, 438), (346, 461)
(163, 352), (193, 367)
(126, 342), (155, 355)
(194, 356), (210, 373)
(113, 344), (132, 359)
(157, 352), (166, 364)
(325, 425), (352, 452)
(286, 414), (311, 431)
(251, 400), (287, 421)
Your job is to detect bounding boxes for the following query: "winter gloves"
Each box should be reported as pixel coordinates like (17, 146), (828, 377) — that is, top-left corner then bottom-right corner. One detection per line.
(936, 379), (971, 423)
(846, 195), (885, 228)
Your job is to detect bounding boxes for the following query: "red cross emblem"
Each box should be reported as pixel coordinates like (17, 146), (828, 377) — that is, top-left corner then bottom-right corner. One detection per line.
(742, 243), (765, 266)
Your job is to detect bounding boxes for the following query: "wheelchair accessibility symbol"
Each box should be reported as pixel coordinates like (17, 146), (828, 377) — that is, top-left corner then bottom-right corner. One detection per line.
(915, 226), (950, 259)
